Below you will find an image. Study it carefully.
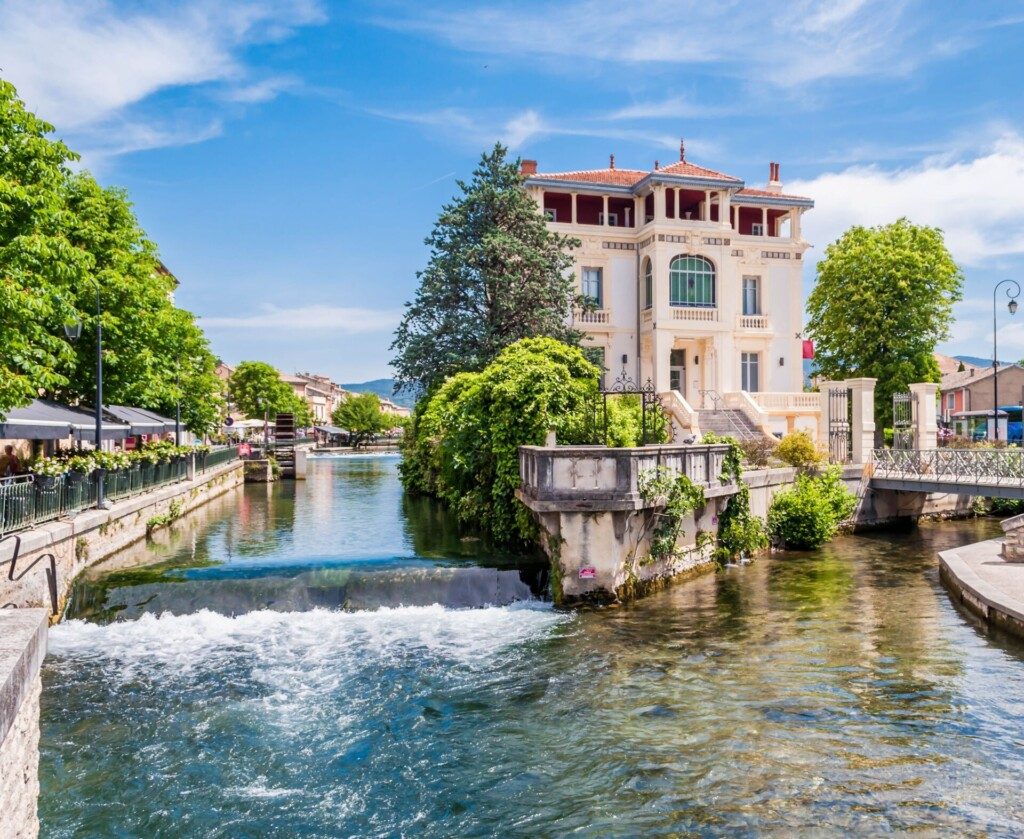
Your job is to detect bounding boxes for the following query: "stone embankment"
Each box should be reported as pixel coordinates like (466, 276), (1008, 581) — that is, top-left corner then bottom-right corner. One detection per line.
(940, 515), (1024, 639)
(0, 609), (47, 839)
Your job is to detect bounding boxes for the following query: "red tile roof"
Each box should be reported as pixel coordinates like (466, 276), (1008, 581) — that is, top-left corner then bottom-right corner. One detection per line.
(528, 159), (742, 188)
(655, 160), (742, 182)
(735, 187), (812, 201)
(528, 167), (649, 186)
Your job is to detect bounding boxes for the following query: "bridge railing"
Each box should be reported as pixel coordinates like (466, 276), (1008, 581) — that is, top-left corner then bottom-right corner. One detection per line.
(873, 447), (1024, 485)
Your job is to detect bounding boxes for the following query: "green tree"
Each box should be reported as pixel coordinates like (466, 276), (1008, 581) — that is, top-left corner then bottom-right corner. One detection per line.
(332, 392), (389, 448)
(0, 79), (223, 432)
(228, 362), (303, 422)
(806, 218), (963, 429)
(391, 143), (583, 394)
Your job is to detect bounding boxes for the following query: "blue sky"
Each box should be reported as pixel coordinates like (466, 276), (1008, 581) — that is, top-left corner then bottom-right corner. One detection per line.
(3, 0), (1024, 380)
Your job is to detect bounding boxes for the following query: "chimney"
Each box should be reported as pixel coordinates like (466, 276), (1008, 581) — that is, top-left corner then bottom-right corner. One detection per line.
(679, 138), (686, 162)
(766, 160), (782, 194)
(520, 159), (538, 176)
(609, 154), (615, 169)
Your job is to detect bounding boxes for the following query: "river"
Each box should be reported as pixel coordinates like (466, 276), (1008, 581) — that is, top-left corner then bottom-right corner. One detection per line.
(39, 455), (1024, 836)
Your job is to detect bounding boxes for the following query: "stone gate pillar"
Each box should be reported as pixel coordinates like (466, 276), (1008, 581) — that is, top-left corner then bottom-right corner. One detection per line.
(909, 382), (939, 449)
(847, 378), (877, 464)
(817, 380), (835, 445)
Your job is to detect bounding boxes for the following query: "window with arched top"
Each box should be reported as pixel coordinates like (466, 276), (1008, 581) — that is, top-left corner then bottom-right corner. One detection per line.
(642, 258), (653, 309)
(669, 255), (715, 308)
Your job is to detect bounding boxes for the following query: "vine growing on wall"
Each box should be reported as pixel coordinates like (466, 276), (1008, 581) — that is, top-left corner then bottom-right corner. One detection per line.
(702, 433), (769, 562)
(637, 467), (707, 561)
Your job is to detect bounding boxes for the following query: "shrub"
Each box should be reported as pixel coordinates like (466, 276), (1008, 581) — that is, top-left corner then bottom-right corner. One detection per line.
(740, 436), (778, 469)
(603, 394), (669, 447)
(401, 338), (600, 545)
(767, 465), (857, 549)
(637, 467), (706, 560)
(776, 430), (823, 468)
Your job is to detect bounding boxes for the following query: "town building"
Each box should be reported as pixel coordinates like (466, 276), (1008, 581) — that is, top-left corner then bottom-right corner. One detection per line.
(939, 363), (1024, 439)
(524, 144), (816, 434)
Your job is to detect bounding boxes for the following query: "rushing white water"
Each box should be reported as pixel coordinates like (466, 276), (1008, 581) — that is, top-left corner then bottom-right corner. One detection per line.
(49, 601), (570, 673)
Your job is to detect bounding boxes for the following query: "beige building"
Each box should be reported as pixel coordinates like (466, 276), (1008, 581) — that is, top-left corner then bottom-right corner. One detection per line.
(524, 146), (816, 435)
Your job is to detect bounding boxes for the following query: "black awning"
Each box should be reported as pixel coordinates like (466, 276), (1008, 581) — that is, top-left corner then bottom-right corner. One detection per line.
(106, 405), (176, 435)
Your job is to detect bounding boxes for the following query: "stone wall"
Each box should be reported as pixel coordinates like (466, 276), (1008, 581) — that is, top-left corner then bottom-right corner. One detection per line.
(0, 461), (243, 614)
(0, 609), (47, 839)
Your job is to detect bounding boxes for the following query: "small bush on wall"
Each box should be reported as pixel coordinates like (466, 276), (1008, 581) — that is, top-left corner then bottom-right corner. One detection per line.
(767, 466), (857, 549)
(776, 430), (824, 468)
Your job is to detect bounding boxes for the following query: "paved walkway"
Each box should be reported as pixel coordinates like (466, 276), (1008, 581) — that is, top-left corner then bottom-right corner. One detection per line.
(940, 538), (1024, 637)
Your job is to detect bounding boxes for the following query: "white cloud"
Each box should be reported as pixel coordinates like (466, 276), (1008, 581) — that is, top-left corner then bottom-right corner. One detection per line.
(202, 305), (400, 333)
(376, 0), (965, 89)
(789, 133), (1024, 266)
(0, 0), (323, 154)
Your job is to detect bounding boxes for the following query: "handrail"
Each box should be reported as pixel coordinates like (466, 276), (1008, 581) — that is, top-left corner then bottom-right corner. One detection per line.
(872, 447), (1024, 487)
(0, 534), (58, 615)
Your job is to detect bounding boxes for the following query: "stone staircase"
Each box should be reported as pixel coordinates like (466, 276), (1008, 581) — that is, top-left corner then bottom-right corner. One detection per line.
(697, 409), (764, 441)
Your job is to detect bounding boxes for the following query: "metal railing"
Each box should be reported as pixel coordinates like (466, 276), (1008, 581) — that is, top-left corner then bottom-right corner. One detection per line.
(0, 448), (240, 539)
(873, 447), (1024, 486)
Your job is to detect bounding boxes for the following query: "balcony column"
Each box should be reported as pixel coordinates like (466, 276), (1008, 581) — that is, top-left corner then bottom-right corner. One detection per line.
(602, 194), (609, 226)
(674, 188), (680, 220)
(703, 191), (710, 221)
(571, 192), (577, 224)
(761, 207), (768, 236)
(791, 209), (801, 240)
(654, 186), (665, 222)
(719, 191), (731, 229)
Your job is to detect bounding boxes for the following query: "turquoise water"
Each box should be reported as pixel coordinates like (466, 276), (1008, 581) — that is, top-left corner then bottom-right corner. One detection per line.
(39, 456), (1024, 836)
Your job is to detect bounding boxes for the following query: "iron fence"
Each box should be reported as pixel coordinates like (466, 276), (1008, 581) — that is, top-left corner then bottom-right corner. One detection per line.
(0, 448), (239, 539)
(873, 447), (1024, 486)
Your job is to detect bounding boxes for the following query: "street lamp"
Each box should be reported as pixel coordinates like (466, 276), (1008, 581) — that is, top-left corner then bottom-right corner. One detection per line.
(993, 278), (1020, 442)
(63, 282), (109, 508)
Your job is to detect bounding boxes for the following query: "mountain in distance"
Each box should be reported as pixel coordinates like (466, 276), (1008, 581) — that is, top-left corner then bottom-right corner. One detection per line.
(954, 355), (1010, 368)
(340, 378), (419, 409)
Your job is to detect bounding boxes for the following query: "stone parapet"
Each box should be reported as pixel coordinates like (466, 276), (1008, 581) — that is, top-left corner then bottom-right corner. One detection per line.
(0, 609), (47, 839)
(1002, 512), (1024, 562)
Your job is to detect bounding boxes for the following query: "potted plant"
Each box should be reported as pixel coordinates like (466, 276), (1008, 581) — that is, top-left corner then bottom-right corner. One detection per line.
(31, 457), (66, 489)
(65, 454), (94, 484)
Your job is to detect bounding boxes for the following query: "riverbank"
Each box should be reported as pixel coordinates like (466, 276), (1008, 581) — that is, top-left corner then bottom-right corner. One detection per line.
(940, 537), (1024, 639)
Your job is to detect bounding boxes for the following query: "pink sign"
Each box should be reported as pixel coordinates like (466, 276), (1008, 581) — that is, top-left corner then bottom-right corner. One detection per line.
(579, 566), (597, 579)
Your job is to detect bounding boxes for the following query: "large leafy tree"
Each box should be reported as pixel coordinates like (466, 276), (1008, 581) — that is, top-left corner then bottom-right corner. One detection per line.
(331, 392), (389, 448)
(806, 218), (963, 428)
(0, 79), (222, 432)
(228, 361), (312, 425)
(391, 143), (583, 394)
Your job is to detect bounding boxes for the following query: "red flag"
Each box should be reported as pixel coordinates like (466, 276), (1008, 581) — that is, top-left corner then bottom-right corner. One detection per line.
(802, 340), (814, 360)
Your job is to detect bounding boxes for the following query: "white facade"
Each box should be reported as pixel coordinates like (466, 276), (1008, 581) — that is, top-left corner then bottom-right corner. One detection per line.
(524, 150), (815, 433)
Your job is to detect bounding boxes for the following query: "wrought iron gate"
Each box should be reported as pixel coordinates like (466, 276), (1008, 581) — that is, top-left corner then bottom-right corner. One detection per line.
(592, 371), (668, 446)
(892, 391), (916, 450)
(827, 385), (852, 463)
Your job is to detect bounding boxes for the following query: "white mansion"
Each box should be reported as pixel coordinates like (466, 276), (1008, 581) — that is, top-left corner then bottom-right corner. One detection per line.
(524, 144), (820, 436)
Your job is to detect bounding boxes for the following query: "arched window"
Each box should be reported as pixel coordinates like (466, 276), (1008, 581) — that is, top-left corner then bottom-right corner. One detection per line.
(642, 258), (653, 309)
(669, 255), (715, 308)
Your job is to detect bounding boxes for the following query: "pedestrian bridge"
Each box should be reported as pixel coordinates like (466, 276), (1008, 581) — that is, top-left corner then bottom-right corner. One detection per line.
(872, 448), (1024, 499)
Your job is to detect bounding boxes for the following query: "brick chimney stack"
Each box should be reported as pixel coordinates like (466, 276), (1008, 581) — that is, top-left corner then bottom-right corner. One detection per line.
(520, 159), (538, 176)
(767, 161), (782, 193)
(609, 154), (615, 169)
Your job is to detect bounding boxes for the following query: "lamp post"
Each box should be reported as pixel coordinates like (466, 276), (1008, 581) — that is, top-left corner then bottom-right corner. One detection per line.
(174, 366), (181, 446)
(992, 278), (1020, 442)
(63, 283), (109, 509)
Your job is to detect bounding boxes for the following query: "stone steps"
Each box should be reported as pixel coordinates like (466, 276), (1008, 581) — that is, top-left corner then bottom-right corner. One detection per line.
(697, 409), (763, 441)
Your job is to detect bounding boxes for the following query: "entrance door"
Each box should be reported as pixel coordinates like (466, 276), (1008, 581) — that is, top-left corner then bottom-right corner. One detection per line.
(669, 349), (686, 394)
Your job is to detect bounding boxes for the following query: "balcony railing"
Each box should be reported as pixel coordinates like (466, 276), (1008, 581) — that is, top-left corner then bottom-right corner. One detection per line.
(737, 314), (770, 330)
(749, 392), (821, 413)
(671, 306), (718, 322)
(574, 308), (611, 325)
